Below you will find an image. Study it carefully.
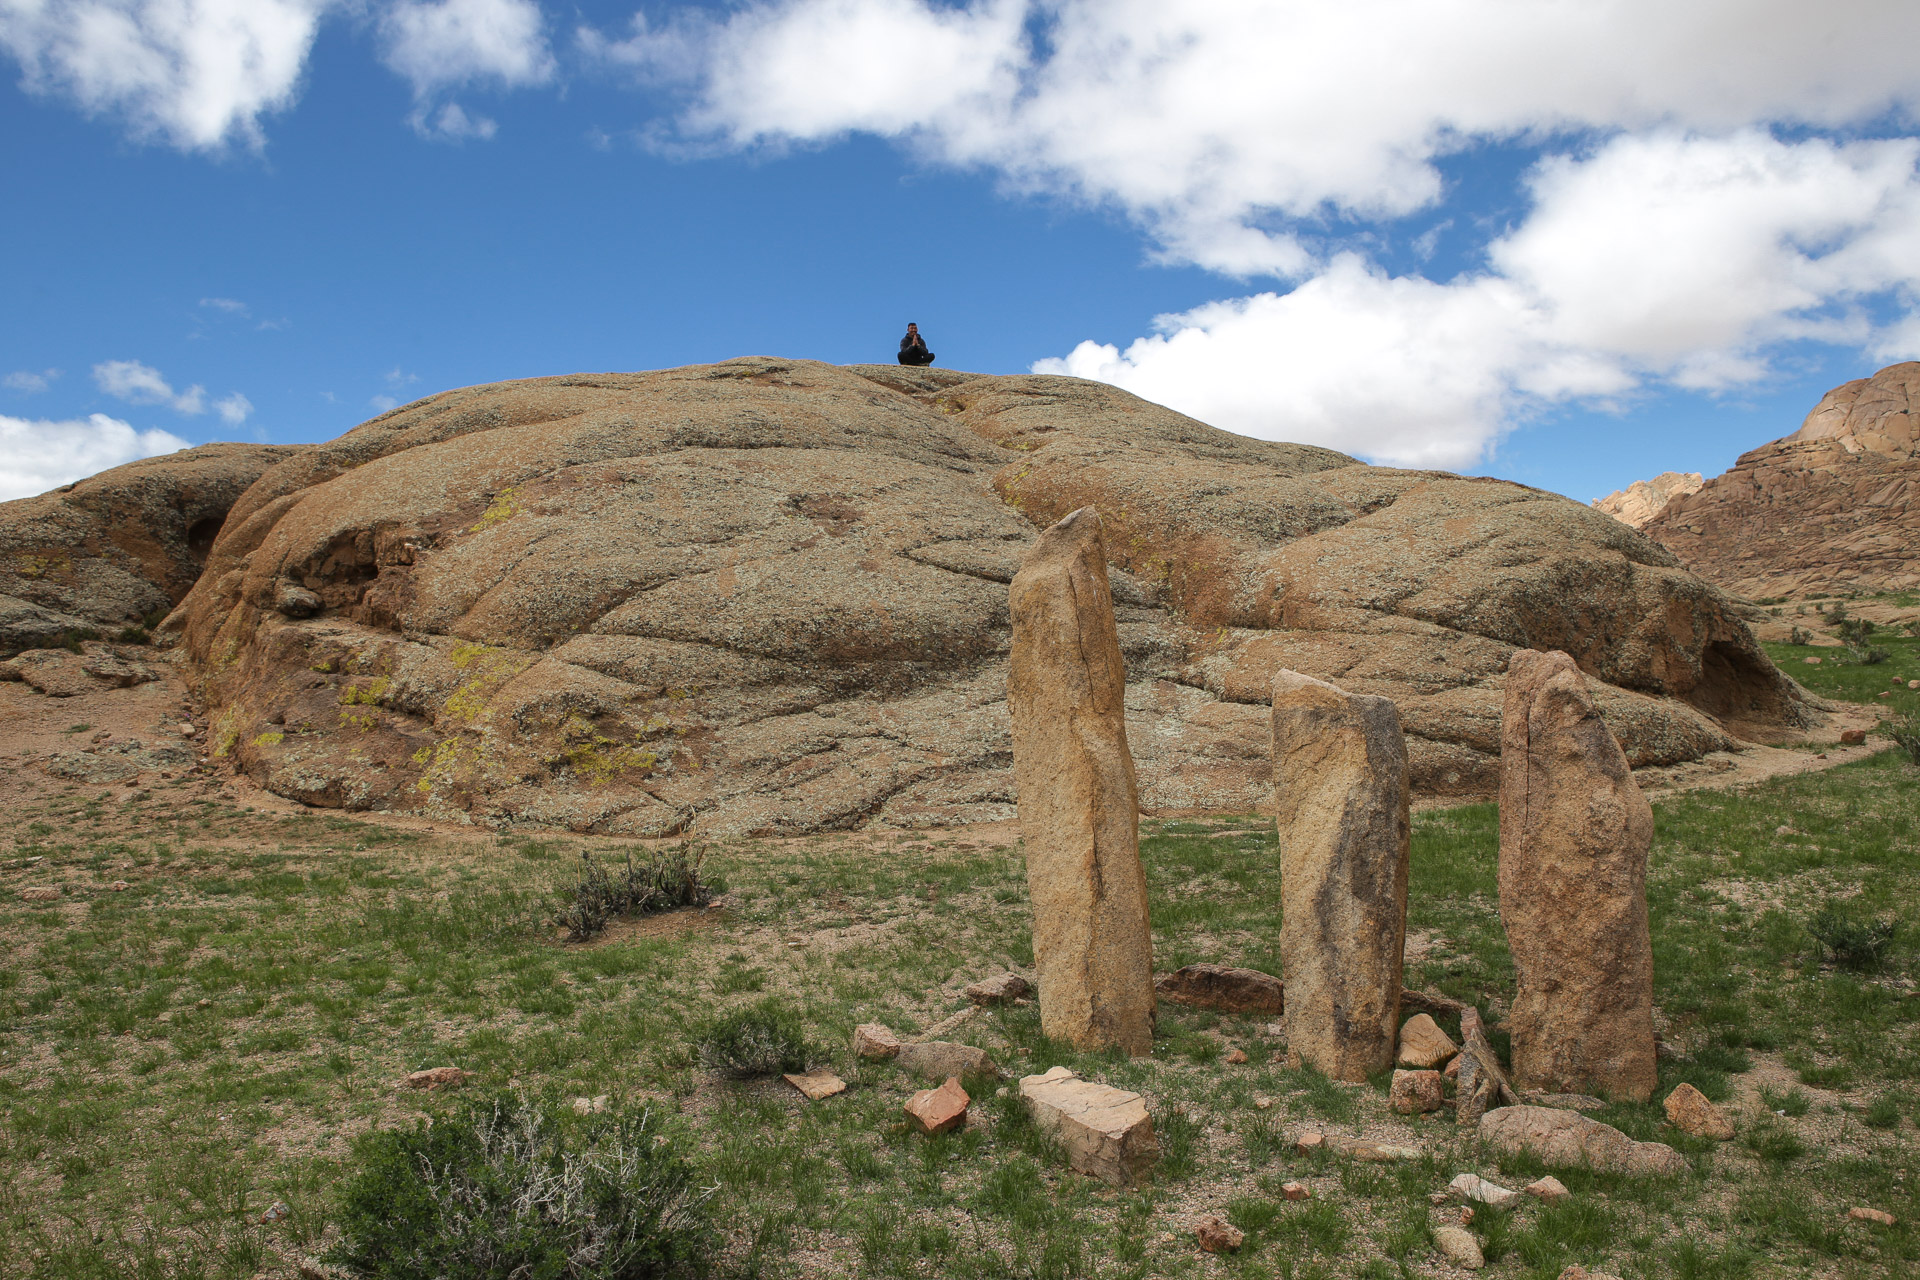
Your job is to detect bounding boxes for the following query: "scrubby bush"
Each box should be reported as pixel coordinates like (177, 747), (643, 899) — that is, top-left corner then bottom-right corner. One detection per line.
(1835, 616), (1875, 646)
(1843, 643), (1891, 665)
(1883, 709), (1920, 767)
(699, 1001), (814, 1078)
(1788, 627), (1811, 646)
(1807, 904), (1901, 971)
(559, 844), (712, 943)
(331, 1094), (713, 1280)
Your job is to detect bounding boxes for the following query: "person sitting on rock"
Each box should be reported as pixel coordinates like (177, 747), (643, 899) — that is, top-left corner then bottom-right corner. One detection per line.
(897, 323), (936, 366)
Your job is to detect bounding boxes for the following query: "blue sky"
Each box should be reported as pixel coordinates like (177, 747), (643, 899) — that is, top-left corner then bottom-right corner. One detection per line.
(5, 1), (1920, 504)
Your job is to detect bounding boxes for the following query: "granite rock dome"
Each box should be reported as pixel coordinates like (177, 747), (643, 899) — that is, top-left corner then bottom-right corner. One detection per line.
(139, 358), (1808, 834)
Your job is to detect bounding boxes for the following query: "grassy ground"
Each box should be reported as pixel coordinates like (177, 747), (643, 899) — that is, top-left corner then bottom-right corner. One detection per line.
(3, 740), (1918, 1276)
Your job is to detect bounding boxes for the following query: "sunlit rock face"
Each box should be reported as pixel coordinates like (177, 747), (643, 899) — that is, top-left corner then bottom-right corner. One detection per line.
(151, 357), (1803, 833)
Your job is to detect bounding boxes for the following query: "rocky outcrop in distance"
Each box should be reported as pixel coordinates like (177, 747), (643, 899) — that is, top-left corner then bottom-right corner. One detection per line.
(1641, 361), (1919, 598)
(1592, 472), (1703, 528)
(1, 358), (1812, 835)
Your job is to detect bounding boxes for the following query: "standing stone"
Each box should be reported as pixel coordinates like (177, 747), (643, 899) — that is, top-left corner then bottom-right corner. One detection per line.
(1018, 1065), (1158, 1186)
(1271, 670), (1410, 1082)
(1499, 649), (1658, 1103)
(1009, 507), (1155, 1056)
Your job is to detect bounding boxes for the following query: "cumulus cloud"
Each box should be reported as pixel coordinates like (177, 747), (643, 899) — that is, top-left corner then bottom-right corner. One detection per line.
(0, 0), (332, 150)
(0, 413), (190, 503)
(4, 369), (58, 393)
(1041, 133), (1920, 466)
(93, 359), (210, 414)
(608, 0), (1920, 465)
(381, 0), (551, 137)
(199, 296), (247, 313)
(213, 391), (252, 424)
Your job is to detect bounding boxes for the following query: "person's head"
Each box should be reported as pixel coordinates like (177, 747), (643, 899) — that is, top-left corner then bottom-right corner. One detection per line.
(906, 323), (918, 332)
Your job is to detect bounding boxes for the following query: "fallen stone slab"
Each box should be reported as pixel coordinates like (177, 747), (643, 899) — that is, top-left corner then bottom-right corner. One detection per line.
(897, 1040), (995, 1081)
(1340, 1140), (1423, 1162)
(1663, 1083), (1734, 1139)
(18, 886), (60, 902)
(1432, 1224), (1484, 1270)
(1449, 1173), (1519, 1208)
(11, 649), (107, 697)
(1398, 1013), (1458, 1068)
(905, 1077), (969, 1134)
(1455, 1007), (1516, 1125)
(1849, 1206), (1896, 1226)
(784, 1070), (847, 1101)
(1153, 963), (1284, 1014)
(964, 973), (1032, 1005)
(1479, 1105), (1688, 1176)
(1390, 1069), (1446, 1114)
(1019, 1065), (1158, 1186)
(405, 1067), (473, 1090)
(1525, 1176), (1571, 1201)
(1194, 1214), (1244, 1253)
(853, 1023), (901, 1060)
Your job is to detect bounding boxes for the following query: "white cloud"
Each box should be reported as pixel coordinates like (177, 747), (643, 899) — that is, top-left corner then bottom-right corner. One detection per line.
(214, 391), (252, 424)
(0, 412), (190, 503)
(412, 99), (495, 139)
(381, 0), (551, 94)
(369, 394), (399, 412)
(4, 369), (58, 393)
(199, 296), (247, 313)
(1038, 133), (1920, 467)
(0, 0), (333, 150)
(623, 0), (1920, 276)
(93, 359), (211, 414)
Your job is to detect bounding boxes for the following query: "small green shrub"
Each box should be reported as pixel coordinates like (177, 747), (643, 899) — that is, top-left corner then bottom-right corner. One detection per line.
(1807, 904), (1901, 970)
(698, 1002), (813, 1078)
(1884, 710), (1920, 766)
(1834, 617), (1875, 646)
(330, 1094), (714, 1280)
(1863, 1094), (1902, 1130)
(559, 844), (712, 943)
(1743, 1120), (1806, 1164)
(1843, 642), (1890, 665)
(1788, 626), (1811, 645)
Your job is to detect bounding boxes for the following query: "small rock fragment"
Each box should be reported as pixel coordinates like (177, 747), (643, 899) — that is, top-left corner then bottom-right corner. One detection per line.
(904, 1076), (969, 1134)
(1225, 1047), (1248, 1064)
(1391, 1068), (1447, 1114)
(1153, 963), (1285, 1014)
(405, 1066), (474, 1090)
(19, 886), (60, 902)
(1804, 656), (1822, 665)
(1194, 1215), (1244, 1253)
(1281, 1181), (1310, 1200)
(853, 1023), (901, 1060)
(1253, 1095), (1273, 1109)
(259, 1200), (291, 1224)
(1525, 1175), (1571, 1201)
(1840, 729), (1866, 743)
(275, 583), (322, 618)
(897, 1040), (995, 1081)
(1449, 1172), (1519, 1207)
(109, 880), (130, 891)
(1294, 1130), (1326, 1153)
(1019, 1065), (1158, 1186)
(1849, 1206), (1896, 1226)
(1432, 1224), (1484, 1270)
(1398, 1013), (1459, 1068)
(964, 973), (1032, 1005)
(1663, 1083), (1734, 1139)
(784, 1069), (848, 1101)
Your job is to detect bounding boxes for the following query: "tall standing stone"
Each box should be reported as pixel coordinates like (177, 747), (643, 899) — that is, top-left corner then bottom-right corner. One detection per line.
(1271, 670), (1410, 1082)
(1009, 507), (1156, 1056)
(1499, 649), (1657, 1102)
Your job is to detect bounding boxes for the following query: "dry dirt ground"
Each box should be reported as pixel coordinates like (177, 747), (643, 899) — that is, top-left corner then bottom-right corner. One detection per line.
(2, 646), (1917, 1280)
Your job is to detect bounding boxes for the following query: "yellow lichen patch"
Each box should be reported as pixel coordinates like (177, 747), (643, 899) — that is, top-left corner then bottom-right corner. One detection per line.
(339, 677), (390, 707)
(12, 553), (73, 582)
(210, 705), (243, 759)
(338, 709), (376, 734)
(441, 644), (530, 727)
(468, 486), (523, 532)
(251, 732), (285, 748)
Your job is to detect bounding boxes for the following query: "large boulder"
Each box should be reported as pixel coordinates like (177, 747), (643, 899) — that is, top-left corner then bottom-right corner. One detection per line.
(0, 442), (304, 654)
(158, 358), (1808, 833)
(1642, 362), (1920, 599)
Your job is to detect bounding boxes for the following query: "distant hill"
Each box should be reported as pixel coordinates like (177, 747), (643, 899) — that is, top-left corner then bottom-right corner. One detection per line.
(1640, 362), (1919, 599)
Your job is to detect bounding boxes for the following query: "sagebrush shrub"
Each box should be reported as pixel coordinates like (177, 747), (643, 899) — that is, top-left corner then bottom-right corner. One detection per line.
(560, 844), (712, 943)
(331, 1094), (713, 1280)
(699, 1002), (814, 1078)
(1807, 904), (1901, 971)
(1884, 710), (1920, 767)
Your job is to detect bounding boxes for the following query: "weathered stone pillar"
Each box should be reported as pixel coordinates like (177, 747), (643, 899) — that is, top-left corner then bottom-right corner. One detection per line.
(1009, 507), (1156, 1056)
(1499, 649), (1657, 1102)
(1272, 670), (1409, 1082)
